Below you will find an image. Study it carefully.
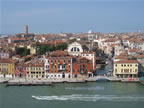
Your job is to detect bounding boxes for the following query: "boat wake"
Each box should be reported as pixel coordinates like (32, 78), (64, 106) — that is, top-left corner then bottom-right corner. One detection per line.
(32, 94), (144, 102)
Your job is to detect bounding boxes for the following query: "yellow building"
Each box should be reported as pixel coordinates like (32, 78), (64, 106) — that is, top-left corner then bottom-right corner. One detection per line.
(0, 59), (15, 78)
(26, 63), (45, 78)
(113, 60), (139, 78)
(30, 46), (36, 55)
(27, 45), (36, 55)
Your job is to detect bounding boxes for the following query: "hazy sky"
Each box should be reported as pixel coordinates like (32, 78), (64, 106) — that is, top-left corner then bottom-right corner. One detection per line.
(1, 0), (144, 34)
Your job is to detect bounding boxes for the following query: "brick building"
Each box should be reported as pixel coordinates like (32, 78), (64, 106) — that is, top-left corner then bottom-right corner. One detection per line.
(45, 50), (72, 78)
(73, 57), (93, 78)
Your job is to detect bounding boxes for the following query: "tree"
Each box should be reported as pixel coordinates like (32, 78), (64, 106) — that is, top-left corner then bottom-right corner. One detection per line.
(36, 43), (68, 55)
(56, 43), (67, 50)
(69, 38), (77, 43)
(15, 47), (30, 57)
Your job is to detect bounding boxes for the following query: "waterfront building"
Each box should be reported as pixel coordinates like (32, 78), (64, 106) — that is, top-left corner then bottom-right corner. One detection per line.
(80, 51), (96, 69)
(73, 57), (93, 78)
(113, 60), (139, 78)
(45, 50), (73, 78)
(15, 64), (26, 78)
(67, 42), (83, 56)
(0, 59), (15, 78)
(26, 62), (45, 78)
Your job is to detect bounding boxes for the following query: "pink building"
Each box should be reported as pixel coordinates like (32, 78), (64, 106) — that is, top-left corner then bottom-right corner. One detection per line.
(15, 64), (26, 78)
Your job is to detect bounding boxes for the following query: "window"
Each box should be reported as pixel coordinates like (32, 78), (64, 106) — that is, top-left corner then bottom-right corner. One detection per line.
(115, 64), (117, 67)
(71, 48), (74, 52)
(135, 64), (138, 67)
(51, 61), (53, 64)
(121, 64), (123, 67)
(58, 65), (60, 68)
(58, 60), (60, 63)
(77, 48), (80, 52)
(62, 64), (65, 68)
(115, 69), (117, 72)
(68, 59), (71, 63)
(74, 47), (76, 51)
(121, 69), (123, 72)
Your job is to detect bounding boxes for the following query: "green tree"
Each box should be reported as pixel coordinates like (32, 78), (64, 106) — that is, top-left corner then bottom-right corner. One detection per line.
(56, 43), (67, 50)
(36, 42), (67, 55)
(69, 38), (77, 43)
(15, 47), (30, 57)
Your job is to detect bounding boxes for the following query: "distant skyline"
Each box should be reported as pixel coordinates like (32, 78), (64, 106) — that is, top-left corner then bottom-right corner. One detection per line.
(1, 0), (144, 34)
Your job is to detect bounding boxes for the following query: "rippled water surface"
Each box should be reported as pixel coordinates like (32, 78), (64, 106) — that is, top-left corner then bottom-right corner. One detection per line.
(0, 82), (144, 108)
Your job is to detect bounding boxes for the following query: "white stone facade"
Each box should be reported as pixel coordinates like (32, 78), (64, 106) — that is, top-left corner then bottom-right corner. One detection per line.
(67, 42), (83, 56)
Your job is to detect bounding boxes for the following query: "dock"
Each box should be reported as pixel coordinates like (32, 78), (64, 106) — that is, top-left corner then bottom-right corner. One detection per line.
(6, 82), (52, 86)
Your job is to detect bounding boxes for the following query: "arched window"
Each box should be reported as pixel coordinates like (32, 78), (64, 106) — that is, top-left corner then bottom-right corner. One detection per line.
(74, 47), (76, 51)
(71, 48), (73, 51)
(77, 48), (80, 52)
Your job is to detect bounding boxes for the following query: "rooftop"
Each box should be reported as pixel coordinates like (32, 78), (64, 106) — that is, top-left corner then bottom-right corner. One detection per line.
(115, 60), (138, 64)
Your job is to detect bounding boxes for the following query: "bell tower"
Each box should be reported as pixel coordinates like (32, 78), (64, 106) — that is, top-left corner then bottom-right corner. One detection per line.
(24, 24), (28, 35)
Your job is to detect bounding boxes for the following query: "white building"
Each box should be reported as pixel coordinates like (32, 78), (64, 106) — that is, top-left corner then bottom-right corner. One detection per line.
(81, 52), (96, 70)
(88, 30), (98, 41)
(129, 40), (144, 51)
(67, 42), (83, 56)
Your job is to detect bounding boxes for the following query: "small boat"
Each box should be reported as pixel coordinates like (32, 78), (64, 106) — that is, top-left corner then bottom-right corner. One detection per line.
(105, 61), (108, 65)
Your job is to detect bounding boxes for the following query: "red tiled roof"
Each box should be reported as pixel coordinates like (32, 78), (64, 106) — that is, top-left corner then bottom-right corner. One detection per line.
(50, 50), (68, 57)
(128, 49), (138, 53)
(136, 54), (144, 59)
(115, 55), (128, 59)
(115, 60), (138, 64)
(0, 59), (16, 63)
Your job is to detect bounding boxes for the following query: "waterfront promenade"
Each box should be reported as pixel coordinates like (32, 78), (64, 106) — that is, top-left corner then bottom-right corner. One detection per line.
(0, 75), (140, 86)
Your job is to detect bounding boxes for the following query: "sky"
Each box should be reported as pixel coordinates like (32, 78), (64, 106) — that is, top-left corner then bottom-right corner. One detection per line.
(1, 0), (144, 34)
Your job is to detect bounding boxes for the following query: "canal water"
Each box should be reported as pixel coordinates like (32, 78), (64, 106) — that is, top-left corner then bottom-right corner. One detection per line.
(96, 59), (113, 75)
(0, 60), (144, 108)
(0, 82), (144, 108)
